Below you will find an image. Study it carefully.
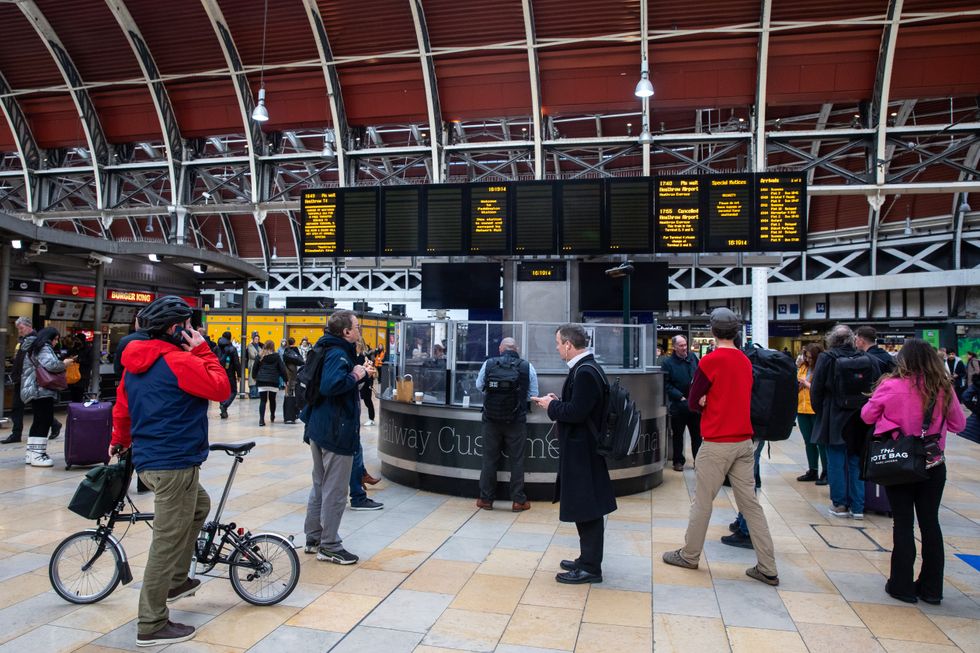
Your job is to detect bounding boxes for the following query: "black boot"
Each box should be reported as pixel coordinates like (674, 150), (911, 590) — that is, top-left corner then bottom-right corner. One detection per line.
(797, 469), (818, 482)
(1, 434), (22, 444)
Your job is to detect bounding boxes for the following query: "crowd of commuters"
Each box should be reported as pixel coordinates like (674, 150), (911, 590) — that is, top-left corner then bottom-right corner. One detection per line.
(2, 304), (975, 642)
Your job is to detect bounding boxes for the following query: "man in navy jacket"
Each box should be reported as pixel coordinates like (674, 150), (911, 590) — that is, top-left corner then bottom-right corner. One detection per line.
(110, 296), (230, 647)
(302, 310), (372, 565)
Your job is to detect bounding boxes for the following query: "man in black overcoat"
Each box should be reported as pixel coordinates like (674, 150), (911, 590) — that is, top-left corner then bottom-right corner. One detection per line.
(533, 323), (616, 584)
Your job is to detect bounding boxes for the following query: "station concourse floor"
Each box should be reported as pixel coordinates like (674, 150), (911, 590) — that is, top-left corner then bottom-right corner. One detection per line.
(0, 398), (978, 653)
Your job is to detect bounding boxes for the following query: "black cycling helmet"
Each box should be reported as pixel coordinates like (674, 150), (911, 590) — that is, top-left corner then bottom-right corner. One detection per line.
(138, 295), (193, 334)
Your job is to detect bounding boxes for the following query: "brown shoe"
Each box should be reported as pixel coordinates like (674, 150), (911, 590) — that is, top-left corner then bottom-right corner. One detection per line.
(136, 620), (195, 646)
(166, 577), (201, 603)
(362, 472), (381, 486)
(672, 464), (685, 472)
(512, 501), (531, 512)
(476, 498), (493, 510)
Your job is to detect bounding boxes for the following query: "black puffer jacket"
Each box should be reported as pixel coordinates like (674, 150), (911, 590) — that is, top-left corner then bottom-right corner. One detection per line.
(252, 352), (286, 388)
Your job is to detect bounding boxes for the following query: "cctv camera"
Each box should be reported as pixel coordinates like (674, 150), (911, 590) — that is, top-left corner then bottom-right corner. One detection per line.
(604, 262), (634, 278)
(88, 253), (113, 265)
(29, 241), (48, 255)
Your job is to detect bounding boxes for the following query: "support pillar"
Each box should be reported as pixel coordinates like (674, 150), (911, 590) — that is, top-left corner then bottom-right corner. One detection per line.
(751, 267), (769, 349)
(91, 262), (105, 396)
(239, 279), (249, 397)
(0, 244), (10, 422)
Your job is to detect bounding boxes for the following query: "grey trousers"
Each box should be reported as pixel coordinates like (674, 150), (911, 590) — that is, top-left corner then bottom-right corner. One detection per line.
(304, 443), (353, 552)
(479, 420), (528, 503)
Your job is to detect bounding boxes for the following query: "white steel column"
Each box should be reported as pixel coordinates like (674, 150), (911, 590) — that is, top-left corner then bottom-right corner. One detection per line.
(752, 266), (769, 348)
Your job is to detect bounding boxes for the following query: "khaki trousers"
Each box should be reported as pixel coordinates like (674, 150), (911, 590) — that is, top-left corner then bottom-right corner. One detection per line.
(679, 439), (778, 577)
(138, 467), (210, 634)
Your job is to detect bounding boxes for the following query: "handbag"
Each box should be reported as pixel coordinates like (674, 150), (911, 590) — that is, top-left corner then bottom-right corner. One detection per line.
(67, 458), (130, 519)
(31, 354), (68, 391)
(65, 360), (81, 385)
(864, 396), (942, 486)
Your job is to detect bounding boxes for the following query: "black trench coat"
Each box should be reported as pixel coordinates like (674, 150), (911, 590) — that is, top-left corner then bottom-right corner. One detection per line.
(546, 354), (617, 523)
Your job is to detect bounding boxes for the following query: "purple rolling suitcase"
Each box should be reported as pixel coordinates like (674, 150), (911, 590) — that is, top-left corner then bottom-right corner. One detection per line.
(865, 480), (891, 516)
(64, 400), (113, 470)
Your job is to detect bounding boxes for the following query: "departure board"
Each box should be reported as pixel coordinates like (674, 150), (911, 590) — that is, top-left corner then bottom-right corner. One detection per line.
(705, 174), (753, 251)
(559, 180), (603, 254)
(341, 188), (378, 256)
(655, 176), (701, 252)
(513, 181), (556, 254)
(425, 185), (465, 254)
(382, 187), (421, 255)
(469, 184), (508, 255)
(757, 175), (806, 250)
(302, 190), (338, 256)
(607, 179), (652, 253)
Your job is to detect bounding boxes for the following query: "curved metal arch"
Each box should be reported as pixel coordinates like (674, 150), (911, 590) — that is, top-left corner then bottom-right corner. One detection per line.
(18, 0), (109, 210)
(0, 71), (40, 212)
(521, 0), (543, 180)
(200, 0), (265, 205)
(302, 0), (349, 187)
(105, 0), (183, 206)
(409, 0), (445, 183)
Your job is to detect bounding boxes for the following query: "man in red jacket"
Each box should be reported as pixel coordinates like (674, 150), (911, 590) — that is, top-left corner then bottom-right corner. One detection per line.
(662, 308), (779, 586)
(111, 296), (230, 647)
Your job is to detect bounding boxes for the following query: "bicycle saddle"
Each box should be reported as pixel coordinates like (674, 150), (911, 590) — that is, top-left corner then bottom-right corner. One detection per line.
(209, 441), (256, 455)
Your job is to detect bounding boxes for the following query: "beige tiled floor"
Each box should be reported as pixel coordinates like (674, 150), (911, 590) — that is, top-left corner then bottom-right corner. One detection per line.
(0, 397), (978, 651)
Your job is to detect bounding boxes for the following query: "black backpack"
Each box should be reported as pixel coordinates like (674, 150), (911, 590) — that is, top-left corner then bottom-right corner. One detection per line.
(827, 349), (877, 410)
(482, 356), (529, 422)
(296, 340), (332, 406)
(580, 362), (642, 461)
(744, 346), (798, 441)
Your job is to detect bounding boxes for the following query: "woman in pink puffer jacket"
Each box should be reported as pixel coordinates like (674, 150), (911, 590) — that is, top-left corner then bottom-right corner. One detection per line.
(861, 338), (966, 607)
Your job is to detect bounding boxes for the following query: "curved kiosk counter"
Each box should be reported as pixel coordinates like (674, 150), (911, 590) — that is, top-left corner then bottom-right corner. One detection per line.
(378, 321), (666, 500)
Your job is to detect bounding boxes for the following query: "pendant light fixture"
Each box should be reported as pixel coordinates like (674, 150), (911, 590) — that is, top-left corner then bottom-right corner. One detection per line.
(216, 230), (224, 249)
(251, 0), (270, 122)
(634, 58), (654, 98)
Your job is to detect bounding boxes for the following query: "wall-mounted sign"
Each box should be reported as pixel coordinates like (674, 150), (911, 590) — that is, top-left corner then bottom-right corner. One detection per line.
(107, 289), (155, 304)
(9, 278), (41, 293)
(44, 282), (96, 299)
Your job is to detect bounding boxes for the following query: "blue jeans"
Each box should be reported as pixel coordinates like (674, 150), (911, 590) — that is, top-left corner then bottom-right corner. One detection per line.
(736, 440), (766, 536)
(220, 386), (237, 411)
(827, 444), (864, 514)
(349, 442), (366, 503)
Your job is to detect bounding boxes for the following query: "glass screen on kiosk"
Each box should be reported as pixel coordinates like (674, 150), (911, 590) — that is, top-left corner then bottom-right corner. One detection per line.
(420, 263), (501, 310)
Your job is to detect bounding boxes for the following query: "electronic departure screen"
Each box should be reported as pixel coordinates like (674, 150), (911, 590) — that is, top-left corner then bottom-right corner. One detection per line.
(705, 174), (753, 251)
(341, 188), (378, 256)
(655, 176), (701, 252)
(607, 179), (652, 253)
(382, 187), (421, 255)
(559, 180), (603, 254)
(302, 190), (338, 256)
(425, 185), (465, 255)
(757, 175), (806, 250)
(469, 184), (508, 255)
(512, 181), (556, 254)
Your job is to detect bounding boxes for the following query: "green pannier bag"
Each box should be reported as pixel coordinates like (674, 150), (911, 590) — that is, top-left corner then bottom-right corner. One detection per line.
(67, 460), (129, 519)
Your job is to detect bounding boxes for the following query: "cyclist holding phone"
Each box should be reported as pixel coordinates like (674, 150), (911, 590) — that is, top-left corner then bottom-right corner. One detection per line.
(110, 296), (230, 647)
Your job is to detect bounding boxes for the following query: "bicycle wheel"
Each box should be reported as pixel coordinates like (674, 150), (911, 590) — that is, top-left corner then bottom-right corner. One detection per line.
(49, 530), (122, 604)
(228, 533), (299, 606)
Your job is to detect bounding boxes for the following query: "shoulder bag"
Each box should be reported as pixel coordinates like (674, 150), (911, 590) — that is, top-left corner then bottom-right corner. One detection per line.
(31, 353), (68, 391)
(864, 395), (943, 486)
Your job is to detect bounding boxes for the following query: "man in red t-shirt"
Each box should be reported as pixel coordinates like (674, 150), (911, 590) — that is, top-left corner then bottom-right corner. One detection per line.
(662, 308), (779, 586)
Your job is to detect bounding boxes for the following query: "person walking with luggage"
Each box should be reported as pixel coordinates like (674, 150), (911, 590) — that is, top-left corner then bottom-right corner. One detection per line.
(109, 296), (230, 646)
(3, 317), (63, 445)
(302, 310), (372, 564)
(796, 343), (828, 484)
(860, 338), (965, 605)
(476, 337), (539, 512)
(811, 325), (881, 519)
(533, 324), (615, 584)
(252, 340), (287, 426)
(244, 333), (262, 399)
(662, 309), (779, 585)
(214, 331), (241, 419)
(20, 327), (71, 467)
(662, 335), (701, 471)
(281, 337), (305, 424)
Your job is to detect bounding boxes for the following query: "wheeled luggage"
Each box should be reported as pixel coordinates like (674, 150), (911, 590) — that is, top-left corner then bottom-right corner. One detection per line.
(64, 400), (113, 470)
(283, 394), (300, 423)
(864, 480), (891, 516)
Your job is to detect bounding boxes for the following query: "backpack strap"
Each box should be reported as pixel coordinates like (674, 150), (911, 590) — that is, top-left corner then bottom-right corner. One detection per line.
(576, 361), (609, 441)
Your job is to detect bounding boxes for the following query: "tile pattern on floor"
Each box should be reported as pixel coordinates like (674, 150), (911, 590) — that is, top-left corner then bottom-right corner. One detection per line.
(0, 398), (977, 651)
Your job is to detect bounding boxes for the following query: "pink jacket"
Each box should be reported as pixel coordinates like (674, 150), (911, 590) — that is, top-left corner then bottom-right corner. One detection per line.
(861, 376), (966, 451)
